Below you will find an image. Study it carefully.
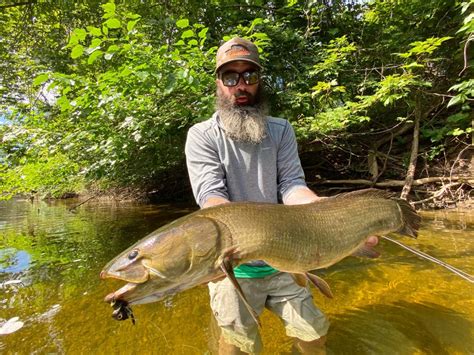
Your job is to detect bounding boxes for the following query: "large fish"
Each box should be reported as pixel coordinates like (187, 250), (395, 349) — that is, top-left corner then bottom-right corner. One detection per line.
(100, 189), (420, 322)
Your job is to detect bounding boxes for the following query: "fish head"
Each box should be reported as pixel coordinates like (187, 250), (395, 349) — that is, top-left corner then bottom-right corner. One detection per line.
(100, 216), (224, 305)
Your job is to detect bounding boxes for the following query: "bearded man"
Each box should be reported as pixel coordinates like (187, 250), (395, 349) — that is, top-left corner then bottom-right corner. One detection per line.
(185, 37), (373, 354)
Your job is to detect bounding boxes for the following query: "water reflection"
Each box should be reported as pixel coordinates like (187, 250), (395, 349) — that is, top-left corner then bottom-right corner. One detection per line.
(0, 248), (31, 273)
(0, 199), (472, 354)
(329, 301), (472, 354)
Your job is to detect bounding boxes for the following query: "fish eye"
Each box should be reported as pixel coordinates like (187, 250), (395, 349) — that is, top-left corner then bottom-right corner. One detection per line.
(128, 249), (139, 260)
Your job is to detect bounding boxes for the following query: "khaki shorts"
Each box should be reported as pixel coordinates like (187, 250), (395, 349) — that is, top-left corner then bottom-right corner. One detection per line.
(208, 272), (330, 354)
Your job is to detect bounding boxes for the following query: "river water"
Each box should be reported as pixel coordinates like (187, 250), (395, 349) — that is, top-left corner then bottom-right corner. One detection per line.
(0, 198), (473, 354)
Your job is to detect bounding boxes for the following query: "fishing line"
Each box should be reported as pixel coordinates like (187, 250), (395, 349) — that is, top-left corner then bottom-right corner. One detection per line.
(381, 235), (474, 283)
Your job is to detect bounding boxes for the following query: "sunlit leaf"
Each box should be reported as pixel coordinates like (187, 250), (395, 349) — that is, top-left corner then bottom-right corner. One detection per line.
(71, 44), (84, 59)
(176, 19), (189, 28)
(72, 28), (87, 42)
(105, 18), (121, 29)
(198, 28), (208, 39)
(88, 50), (103, 64)
(181, 29), (194, 39)
(127, 20), (140, 32)
(33, 73), (49, 86)
(87, 26), (102, 37)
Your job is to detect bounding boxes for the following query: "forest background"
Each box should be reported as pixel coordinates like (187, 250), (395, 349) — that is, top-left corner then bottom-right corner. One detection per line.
(0, 0), (472, 208)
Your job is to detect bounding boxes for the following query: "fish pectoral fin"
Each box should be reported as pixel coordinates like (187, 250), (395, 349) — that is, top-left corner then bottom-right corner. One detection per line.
(305, 272), (334, 299)
(351, 245), (380, 259)
(219, 256), (261, 328)
(291, 273), (308, 288)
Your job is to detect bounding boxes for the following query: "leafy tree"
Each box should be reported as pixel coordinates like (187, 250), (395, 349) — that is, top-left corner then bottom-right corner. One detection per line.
(0, 0), (471, 200)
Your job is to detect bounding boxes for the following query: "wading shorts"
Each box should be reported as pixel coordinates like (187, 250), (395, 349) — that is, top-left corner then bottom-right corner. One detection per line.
(208, 272), (330, 354)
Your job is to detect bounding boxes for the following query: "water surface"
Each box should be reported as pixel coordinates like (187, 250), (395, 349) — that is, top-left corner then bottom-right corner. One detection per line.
(0, 199), (472, 354)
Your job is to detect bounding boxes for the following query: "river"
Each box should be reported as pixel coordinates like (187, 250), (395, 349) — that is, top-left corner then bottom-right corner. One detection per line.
(0, 198), (473, 354)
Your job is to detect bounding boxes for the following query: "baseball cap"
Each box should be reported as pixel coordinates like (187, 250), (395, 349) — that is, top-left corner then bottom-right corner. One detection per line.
(215, 37), (262, 73)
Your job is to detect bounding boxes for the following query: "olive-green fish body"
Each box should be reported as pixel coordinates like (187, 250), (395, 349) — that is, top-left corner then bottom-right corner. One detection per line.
(202, 191), (415, 271)
(100, 189), (420, 306)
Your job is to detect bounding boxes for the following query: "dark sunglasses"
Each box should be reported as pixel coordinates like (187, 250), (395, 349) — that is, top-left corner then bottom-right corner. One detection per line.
(219, 70), (260, 87)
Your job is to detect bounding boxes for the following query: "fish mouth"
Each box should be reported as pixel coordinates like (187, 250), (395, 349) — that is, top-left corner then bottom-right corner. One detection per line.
(99, 263), (150, 283)
(104, 282), (139, 303)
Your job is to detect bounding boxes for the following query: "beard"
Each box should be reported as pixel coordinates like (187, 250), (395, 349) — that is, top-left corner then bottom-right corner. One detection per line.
(216, 86), (269, 144)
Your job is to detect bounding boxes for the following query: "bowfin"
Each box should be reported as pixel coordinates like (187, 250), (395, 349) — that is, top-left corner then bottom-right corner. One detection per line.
(305, 272), (334, 299)
(352, 245), (380, 259)
(219, 251), (261, 327)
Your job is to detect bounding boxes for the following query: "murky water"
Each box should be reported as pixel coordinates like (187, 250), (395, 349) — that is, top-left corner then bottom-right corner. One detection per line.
(0, 199), (473, 354)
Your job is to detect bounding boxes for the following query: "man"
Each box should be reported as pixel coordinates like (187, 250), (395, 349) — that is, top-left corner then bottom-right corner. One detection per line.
(185, 37), (375, 354)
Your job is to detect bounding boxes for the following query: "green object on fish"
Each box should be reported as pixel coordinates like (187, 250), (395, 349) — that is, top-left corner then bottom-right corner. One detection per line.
(100, 189), (420, 324)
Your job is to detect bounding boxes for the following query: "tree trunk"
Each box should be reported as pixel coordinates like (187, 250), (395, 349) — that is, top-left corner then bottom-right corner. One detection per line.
(400, 96), (421, 200)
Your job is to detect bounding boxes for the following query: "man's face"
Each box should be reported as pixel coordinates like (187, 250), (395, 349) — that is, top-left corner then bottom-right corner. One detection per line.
(216, 61), (260, 106)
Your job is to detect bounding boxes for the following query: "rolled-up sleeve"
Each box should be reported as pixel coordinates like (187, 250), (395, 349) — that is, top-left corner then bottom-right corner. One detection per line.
(185, 126), (229, 207)
(277, 121), (307, 202)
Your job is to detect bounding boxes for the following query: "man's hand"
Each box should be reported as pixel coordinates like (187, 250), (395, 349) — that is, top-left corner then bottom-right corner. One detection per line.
(365, 236), (379, 247)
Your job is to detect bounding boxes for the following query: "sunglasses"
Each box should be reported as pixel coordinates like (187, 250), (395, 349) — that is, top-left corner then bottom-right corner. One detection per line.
(219, 70), (260, 87)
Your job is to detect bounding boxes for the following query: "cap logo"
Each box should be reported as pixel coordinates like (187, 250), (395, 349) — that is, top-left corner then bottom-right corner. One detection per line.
(226, 44), (251, 58)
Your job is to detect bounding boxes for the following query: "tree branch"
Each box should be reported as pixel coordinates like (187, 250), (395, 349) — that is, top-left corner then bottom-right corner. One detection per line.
(400, 95), (421, 200)
(313, 176), (473, 187)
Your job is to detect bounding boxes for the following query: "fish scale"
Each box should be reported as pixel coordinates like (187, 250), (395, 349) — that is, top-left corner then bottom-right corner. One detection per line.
(197, 197), (399, 271)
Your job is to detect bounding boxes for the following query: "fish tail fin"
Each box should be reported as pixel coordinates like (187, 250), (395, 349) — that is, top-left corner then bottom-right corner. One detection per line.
(394, 198), (421, 238)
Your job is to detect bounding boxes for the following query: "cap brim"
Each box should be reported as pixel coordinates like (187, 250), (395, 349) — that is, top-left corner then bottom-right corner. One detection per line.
(215, 58), (263, 73)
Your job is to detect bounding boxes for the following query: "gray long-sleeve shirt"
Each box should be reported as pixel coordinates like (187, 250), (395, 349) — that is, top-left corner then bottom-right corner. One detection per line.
(185, 113), (307, 207)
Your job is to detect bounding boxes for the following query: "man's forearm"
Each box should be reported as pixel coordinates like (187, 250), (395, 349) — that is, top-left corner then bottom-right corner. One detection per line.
(283, 186), (325, 205)
(202, 196), (231, 209)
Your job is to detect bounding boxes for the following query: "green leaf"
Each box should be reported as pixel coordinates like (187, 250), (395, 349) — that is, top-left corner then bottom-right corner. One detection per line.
(127, 20), (140, 32)
(33, 73), (49, 86)
(105, 18), (121, 29)
(104, 52), (114, 60)
(101, 2), (116, 18)
(176, 19), (189, 29)
(71, 44), (84, 59)
(87, 26), (102, 37)
(107, 44), (120, 53)
(447, 112), (469, 123)
(72, 28), (87, 42)
(88, 50), (103, 64)
(447, 94), (467, 107)
(450, 128), (465, 136)
(91, 38), (102, 48)
(198, 28), (208, 39)
(119, 67), (132, 77)
(164, 73), (176, 94)
(181, 29), (194, 39)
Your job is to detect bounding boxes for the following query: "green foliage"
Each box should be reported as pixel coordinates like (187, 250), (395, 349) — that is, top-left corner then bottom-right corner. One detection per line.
(0, 153), (82, 200)
(0, 0), (471, 197)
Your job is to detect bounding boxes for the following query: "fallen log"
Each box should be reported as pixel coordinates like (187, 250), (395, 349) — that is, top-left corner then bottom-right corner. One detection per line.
(312, 176), (474, 187)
